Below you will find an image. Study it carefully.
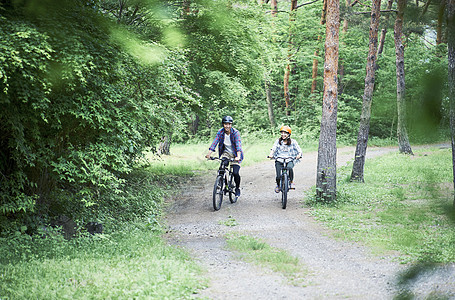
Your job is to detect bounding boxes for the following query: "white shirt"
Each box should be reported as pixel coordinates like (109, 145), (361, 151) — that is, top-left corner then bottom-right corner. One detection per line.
(224, 133), (234, 154)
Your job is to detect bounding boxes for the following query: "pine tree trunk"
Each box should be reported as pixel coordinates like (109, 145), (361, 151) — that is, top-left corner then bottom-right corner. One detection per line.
(284, 65), (291, 115)
(271, 0), (278, 17)
(283, 0), (297, 116)
(447, 0), (455, 207)
(437, 1), (447, 45)
(311, 48), (319, 94)
(350, 0), (382, 182)
(158, 135), (171, 155)
(265, 79), (276, 130)
(394, 0), (413, 154)
(316, 0), (340, 202)
(377, 0), (394, 57)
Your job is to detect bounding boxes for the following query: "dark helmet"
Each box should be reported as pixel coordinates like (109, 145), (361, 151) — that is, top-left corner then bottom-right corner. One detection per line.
(222, 116), (233, 124)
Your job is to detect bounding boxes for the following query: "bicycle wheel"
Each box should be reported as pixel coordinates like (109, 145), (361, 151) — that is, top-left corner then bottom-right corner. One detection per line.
(213, 175), (224, 211)
(228, 173), (237, 203)
(281, 172), (288, 209)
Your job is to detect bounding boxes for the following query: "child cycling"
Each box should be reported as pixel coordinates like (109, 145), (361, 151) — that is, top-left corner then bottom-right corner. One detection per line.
(268, 126), (302, 193)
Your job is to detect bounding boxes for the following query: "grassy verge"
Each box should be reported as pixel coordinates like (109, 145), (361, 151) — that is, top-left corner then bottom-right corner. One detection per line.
(306, 146), (455, 263)
(0, 168), (205, 299)
(225, 234), (309, 286)
(0, 224), (205, 299)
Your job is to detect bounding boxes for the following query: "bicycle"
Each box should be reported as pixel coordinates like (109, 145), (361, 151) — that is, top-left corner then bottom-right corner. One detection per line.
(209, 157), (238, 211)
(268, 156), (296, 209)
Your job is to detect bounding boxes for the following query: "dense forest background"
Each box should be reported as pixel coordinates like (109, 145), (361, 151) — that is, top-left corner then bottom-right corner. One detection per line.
(0, 0), (450, 232)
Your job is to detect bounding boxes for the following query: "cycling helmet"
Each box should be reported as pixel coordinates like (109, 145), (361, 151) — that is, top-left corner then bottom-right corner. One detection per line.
(222, 116), (234, 124)
(280, 125), (291, 135)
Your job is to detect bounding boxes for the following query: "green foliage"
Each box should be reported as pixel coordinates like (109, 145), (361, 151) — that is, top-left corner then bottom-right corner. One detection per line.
(306, 148), (455, 263)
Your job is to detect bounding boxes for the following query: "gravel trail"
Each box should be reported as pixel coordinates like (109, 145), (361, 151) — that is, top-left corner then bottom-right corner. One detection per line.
(164, 146), (455, 299)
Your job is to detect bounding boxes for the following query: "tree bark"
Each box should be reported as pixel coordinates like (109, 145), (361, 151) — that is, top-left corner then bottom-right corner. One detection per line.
(377, 0), (394, 57)
(350, 0), (382, 182)
(394, 0), (413, 154)
(271, 0), (278, 17)
(158, 135), (171, 155)
(311, 47), (319, 94)
(265, 79), (276, 130)
(283, 0), (298, 116)
(437, 0), (447, 45)
(316, 0), (340, 202)
(447, 0), (455, 206)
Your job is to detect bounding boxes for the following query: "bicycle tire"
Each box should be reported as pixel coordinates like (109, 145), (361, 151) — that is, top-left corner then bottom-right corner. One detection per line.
(213, 175), (224, 211)
(228, 173), (236, 203)
(281, 172), (288, 209)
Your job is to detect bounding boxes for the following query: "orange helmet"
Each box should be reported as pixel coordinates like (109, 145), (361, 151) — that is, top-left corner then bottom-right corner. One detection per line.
(280, 125), (291, 135)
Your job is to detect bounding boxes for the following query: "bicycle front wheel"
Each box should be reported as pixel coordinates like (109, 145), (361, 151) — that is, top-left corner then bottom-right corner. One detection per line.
(281, 172), (288, 209)
(228, 173), (237, 203)
(213, 175), (224, 211)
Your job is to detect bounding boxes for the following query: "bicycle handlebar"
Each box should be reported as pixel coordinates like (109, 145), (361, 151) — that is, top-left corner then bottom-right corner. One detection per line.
(267, 156), (297, 161)
(209, 156), (236, 162)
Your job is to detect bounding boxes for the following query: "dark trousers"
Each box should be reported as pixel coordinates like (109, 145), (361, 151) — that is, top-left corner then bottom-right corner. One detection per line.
(221, 160), (241, 188)
(275, 161), (294, 186)
(232, 165), (241, 188)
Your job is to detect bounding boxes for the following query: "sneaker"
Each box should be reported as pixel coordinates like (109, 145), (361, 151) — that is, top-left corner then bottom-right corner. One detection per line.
(290, 182), (296, 189)
(274, 186), (281, 193)
(235, 188), (241, 198)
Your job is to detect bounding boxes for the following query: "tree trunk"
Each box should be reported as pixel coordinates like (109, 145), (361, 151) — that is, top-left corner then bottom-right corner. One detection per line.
(350, 0), (382, 182)
(284, 65), (292, 115)
(190, 115), (199, 135)
(447, 0), (455, 206)
(394, 0), (413, 154)
(271, 0), (278, 17)
(437, 0), (447, 45)
(158, 135), (171, 155)
(339, 0), (350, 95)
(316, 0), (340, 202)
(311, 47), (319, 94)
(265, 79), (276, 130)
(283, 0), (297, 116)
(377, 0), (394, 57)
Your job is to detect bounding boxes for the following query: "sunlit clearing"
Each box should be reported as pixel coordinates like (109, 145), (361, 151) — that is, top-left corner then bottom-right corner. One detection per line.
(110, 27), (166, 65)
(162, 26), (186, 48)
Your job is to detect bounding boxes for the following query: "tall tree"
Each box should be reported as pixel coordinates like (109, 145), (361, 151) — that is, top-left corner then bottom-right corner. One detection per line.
(394, 0), (413, 154)
(350, 0), (382, 182)
(377, 0), (394, 57)
(283, 0), (298, 116)
(447, 0), (455, 206)
(316, 0), (340, 201)
(311, 36), (320, 94)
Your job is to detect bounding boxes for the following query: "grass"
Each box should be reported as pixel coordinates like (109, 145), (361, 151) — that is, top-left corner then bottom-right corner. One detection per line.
(306, 146), (455, 263)
(0, 223), (205, 299)
(225, 234), (309, 286)
(145, 136), (319, 174)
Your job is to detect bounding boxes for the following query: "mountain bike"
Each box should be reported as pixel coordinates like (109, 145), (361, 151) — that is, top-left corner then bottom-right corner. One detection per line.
(209, 157), (237, 211)
(269, 156), (296, 209)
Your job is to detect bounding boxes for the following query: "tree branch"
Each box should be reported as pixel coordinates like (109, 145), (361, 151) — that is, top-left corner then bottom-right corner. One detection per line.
(296, 0), (321, 9)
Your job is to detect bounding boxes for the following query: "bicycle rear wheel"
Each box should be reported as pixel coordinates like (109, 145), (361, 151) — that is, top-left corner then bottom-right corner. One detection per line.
(228, 173), (237, 203)
(213, 175), (224, 211)
(281, 172), (288, 209)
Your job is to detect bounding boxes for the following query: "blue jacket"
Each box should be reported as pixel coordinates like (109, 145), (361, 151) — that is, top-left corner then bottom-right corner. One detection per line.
(209, 127), (244, 163)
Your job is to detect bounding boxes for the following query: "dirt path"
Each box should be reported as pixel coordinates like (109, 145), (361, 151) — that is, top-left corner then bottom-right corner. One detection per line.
(164, 146), (455, 299)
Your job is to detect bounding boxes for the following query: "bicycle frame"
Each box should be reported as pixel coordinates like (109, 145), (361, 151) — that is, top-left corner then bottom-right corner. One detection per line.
(210, 157), (237, 210)
(273, 156), (295, 209)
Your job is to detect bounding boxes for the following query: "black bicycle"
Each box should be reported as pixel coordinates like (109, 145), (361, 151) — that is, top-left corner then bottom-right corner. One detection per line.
(269, 156), (296, 209)
(209, 157), (237, 211)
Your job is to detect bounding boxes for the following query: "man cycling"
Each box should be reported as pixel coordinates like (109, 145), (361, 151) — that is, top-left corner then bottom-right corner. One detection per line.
(205, 116), (244, 199)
